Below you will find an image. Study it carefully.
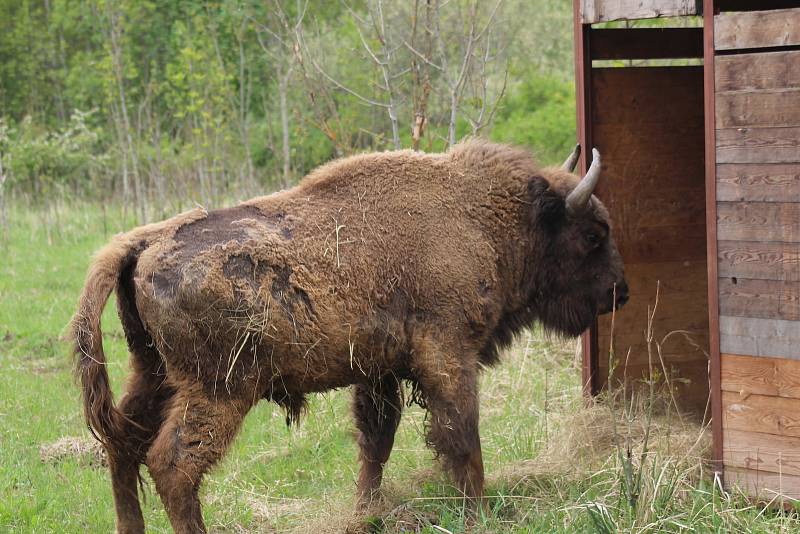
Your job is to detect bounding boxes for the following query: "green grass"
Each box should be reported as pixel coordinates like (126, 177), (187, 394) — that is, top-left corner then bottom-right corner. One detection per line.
(1, 202), (798, 533)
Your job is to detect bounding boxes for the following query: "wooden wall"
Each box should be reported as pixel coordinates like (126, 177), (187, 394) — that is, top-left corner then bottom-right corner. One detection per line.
(591, 66), (710, 413)
(723, 354), (800, 499)
(714, 12), (800, 359)
(714, 7), (800, 500)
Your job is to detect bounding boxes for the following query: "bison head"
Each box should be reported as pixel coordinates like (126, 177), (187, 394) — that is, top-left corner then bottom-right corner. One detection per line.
(527, 145), (628, 337)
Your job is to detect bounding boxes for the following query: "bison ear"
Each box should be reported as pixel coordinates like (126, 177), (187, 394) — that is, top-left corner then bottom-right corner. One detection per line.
(527, 177), (565, 229)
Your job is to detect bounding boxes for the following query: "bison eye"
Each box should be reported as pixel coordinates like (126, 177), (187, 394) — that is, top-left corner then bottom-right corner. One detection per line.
(586, 233), (601, 247)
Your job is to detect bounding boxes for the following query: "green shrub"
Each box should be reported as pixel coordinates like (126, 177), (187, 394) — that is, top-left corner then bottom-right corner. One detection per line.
(491, 74), (576, 166)
(0, 111), (107, 201)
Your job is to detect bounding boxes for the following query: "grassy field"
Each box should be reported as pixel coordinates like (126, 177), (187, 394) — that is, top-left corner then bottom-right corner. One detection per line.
(1, 202), (798, 533)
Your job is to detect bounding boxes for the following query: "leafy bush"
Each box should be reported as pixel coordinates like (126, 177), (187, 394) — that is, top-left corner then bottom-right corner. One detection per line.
(491, 74), (576, 166)
(0, 111), (107, 201)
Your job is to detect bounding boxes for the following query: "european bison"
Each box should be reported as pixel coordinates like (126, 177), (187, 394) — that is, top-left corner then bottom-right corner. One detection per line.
(70, 140), (627, 533)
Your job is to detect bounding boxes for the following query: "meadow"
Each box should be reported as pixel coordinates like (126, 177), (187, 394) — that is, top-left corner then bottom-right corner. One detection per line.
(1, 202), (798, 533)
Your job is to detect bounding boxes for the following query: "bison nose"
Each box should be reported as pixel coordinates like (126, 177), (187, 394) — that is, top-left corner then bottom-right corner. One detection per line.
(615, 281), (629, 309)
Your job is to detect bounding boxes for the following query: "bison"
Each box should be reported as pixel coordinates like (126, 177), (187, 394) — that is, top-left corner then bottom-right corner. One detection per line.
(70, 139), (627, 533)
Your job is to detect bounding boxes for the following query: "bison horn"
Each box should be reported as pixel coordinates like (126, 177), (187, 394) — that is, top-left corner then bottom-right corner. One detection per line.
(565, 148), (601, 214)
(561, 144), (581, 172)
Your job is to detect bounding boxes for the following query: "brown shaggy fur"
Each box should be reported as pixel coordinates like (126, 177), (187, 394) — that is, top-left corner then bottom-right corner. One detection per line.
(70, 139), (627, 533)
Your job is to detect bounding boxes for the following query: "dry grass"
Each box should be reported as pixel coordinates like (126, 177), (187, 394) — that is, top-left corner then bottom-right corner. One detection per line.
(4, 204), (797, 532)
(255, 329), (716, 533)
(39, 436), (107, 468)
(494, 396), (710, 484)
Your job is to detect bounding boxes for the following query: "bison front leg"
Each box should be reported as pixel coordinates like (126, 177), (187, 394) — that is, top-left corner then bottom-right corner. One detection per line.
(417, 356), (485, 505)
(352, 373), (402, 509)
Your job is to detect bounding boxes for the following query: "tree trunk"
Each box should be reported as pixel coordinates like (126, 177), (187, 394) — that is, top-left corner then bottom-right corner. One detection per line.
(0, 155), (8, 242)
(279, 66), (293, 189)
(448, 90), (459, 148)
(108, 5), (144, 221)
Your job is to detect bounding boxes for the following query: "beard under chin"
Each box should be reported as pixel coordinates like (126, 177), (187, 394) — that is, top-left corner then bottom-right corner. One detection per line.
(538, 299), (597, 338)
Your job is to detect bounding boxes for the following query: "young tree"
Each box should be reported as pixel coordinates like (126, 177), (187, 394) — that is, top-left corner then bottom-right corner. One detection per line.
(252, 0), (304, 188)
(296, 0), (508, 152)
(0, 143), (7, 242)
(104, 1), (142, 218)
(346, 0), (404, 149)
(426, 0), (505, 147)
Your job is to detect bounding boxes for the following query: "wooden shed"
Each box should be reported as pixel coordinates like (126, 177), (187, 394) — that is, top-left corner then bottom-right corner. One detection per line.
(573, 0), (800, 500)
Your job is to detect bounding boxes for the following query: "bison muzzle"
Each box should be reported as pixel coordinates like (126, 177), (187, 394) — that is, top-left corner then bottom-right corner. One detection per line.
(70, 140), (627, 533)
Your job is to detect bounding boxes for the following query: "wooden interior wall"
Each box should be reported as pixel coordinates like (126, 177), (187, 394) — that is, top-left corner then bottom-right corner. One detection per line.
(714, 7), (800, 500)
(591, 66), (710, 413)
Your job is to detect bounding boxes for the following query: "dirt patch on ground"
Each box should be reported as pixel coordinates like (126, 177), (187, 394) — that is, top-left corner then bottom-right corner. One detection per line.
(39, 436), (106, 467)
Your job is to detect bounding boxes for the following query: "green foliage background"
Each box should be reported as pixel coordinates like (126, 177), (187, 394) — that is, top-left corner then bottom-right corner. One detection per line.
(0, 0), (575, 209)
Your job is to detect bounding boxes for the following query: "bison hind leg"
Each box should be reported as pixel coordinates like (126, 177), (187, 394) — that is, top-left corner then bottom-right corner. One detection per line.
(145, 386), (251, 534)
(108, 361), (174, 534)
(111, 267), (175, 534)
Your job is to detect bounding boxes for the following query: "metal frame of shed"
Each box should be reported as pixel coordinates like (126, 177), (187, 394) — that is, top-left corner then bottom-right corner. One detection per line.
(574, 0), (800, 499)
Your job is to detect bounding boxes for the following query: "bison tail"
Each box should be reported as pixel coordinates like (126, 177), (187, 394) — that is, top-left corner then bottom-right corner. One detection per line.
(69, 237), (142, 457)
(68, 207), (206, 455)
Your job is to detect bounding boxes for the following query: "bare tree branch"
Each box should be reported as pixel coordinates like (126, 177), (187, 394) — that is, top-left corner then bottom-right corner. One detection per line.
(403, 39), (443, 71)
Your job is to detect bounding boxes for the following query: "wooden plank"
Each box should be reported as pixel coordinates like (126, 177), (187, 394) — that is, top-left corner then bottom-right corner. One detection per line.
(612, 260), (709, 295)
(600, 154), (707, 194)
(590, 63), (707, 414)
(602, 335), (709, 366)
(716, 127), (800, 164)
(575, 0), (598, 398)
(598, 328), (709, 406)
(601, 357), (708, 387)
(724, 429), (800, 477)
(722, 353), (782, 397)
(719, 277), (800, 321)
(597, 292), (710, 327)
(597, 261), (710, 342)
(721, 353), (800, 397)
(594, 67), (704, 127)
(705, 0), (723, 471)
(721, 334), (799, 361)
(600, 313), (707, 341)
(590, 28), (703, 60)
(716, 51), (800, 92)
(716, 89), (800, 129)
(717, 202), (800, 243)
(600, 358), (709, 381)
(600, 319), (707, 347)
(723, 391), (800, 438)
(580, 0), (696, 24)
(600, 188), (706, 229)
(718, 0), (800, 10)
(718, 241), (800, 282)
(718, 0), (800, 11)
(720, 318), (800, 360)
(599, 196), (707, 264)
(617, 226), (706, 265)
(726, 467), (800, 501)
(599, 358), (709, 413)
(593, 68), (706, 265)
(715, 9), (800, 51)
(717, 164), (800, 202)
